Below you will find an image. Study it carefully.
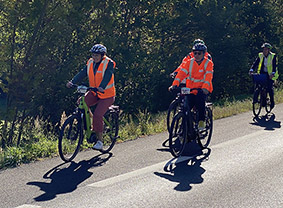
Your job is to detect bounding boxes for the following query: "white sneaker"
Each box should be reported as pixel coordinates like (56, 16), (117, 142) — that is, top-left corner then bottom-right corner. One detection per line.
(92, 140), (103, 150)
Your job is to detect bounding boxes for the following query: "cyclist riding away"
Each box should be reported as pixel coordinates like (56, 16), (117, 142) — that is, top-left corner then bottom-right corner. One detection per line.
(249, 42), (278, 110)
(170, 38), (213, 80)
(169, 43), (214, 131)
(66, 44), (116, 150)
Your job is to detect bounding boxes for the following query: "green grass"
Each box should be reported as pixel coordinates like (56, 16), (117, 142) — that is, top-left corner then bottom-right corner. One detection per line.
(1, 88), (283, 170)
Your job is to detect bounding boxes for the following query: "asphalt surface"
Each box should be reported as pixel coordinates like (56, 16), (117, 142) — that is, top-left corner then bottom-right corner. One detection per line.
(0, 104), (282, 208)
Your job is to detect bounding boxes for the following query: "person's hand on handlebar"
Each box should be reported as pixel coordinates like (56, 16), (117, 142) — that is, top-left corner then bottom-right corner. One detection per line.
(249, 69), (254, 76)
(168, 85), (178, 92)
(66, 81), (74, 88)
(97, 87), (104, 93)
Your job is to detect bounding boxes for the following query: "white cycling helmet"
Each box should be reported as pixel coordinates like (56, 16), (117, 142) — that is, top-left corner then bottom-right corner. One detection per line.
(90, 44), (107, 54)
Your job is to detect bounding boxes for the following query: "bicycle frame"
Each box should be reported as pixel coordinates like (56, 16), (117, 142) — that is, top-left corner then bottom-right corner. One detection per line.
(78, 96), (92, 140)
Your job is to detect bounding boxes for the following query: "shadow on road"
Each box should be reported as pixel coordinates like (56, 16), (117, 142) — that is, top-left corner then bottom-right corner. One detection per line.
(154, 148), (210, 192)
(250, 113), (281, 130)
(27, 153), (112, 201)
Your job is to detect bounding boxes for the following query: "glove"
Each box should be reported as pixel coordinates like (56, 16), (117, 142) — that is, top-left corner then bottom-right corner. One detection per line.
(168, 85), (178, 92)
(170, 72), (177, 78)
(66, 81), (74, 88)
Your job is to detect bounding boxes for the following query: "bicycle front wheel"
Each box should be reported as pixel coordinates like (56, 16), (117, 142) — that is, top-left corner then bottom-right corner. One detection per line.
(197, 107), (213, 148)
(252, 89), (261, 117)
(58, 114), (83, 162)
(167, 99), (180, 132)
(265, 91), (272, 113)
(101, 111), (119, 153)
(168, 112), (187, 158)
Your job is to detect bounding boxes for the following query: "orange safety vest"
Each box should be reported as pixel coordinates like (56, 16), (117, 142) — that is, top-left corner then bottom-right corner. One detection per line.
(172, 57), (213, 94)
(174, 52), (212, 73)
(87, 56), (116, 99)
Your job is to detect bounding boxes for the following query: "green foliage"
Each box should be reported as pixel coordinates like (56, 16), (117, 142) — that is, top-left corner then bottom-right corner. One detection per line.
(0, 0), (282, 150)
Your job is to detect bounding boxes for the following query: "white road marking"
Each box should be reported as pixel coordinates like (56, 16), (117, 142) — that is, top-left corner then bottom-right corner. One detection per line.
(87, 129), (270, 188)
(15, 205), (42, 208)
(87, 156), (193, 188)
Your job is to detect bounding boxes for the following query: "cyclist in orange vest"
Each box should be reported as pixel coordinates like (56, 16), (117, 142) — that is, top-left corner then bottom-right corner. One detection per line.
(169, 43), (214, 130)
(170, 39), (212, 79)
(67, 44), (116, 150)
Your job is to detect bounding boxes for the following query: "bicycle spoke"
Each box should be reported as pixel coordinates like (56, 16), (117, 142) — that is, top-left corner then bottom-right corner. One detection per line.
(169, 112), (187, 157)
(58, 115), (83, 162)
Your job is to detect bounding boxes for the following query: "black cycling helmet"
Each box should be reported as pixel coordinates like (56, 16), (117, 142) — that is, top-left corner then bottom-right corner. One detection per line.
(193, 38), (205, 46)
(261, 42), (272, 49)
(192, 43), (207, 52)
(90, 44), (107, 54)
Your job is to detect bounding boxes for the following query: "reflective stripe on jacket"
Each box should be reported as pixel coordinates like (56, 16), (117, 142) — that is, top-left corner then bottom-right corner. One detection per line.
(257, 52), (278, 80)
(87, 56), (116, 99)
(174, 51), (212, 74)
(172, 57), (213, 94)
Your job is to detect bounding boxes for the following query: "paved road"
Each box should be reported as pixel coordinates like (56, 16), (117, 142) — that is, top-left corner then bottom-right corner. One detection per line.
(0, 104), (282, 208)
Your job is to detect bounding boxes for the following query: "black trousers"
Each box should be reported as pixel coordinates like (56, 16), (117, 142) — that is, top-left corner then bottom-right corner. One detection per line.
(187, 91), (207, 121)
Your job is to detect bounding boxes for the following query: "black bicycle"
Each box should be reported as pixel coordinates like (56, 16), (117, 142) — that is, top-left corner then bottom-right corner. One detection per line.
(58, 84), (119, 162)
(168, 87), (213, 158)
(252, 74), (272, 117)
(167, 93), (183, 132)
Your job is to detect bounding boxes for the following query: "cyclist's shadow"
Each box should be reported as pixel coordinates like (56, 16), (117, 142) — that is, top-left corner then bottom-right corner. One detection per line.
(250, 113), (281, 130)
(27, 153), (112, 202)
(154, 148), (210, 192)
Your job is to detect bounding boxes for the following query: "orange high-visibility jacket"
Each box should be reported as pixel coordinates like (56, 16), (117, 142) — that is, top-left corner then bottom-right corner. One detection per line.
(174, 52), (212, 73)
(172, 57), (213, 94)
(87, 56), (116, 99)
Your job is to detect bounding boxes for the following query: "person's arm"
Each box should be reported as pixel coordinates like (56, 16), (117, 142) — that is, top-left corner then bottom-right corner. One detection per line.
(172, 61), (189, 87)
(272, 54), (277, 73)
(99, 61), (114, 89)
(71, 65), (88, 84)
(202, 61), (214, 93)
(250, 57), (260, 72)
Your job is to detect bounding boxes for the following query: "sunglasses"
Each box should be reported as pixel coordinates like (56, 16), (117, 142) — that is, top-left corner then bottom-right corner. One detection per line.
(193, 51), (203, 56)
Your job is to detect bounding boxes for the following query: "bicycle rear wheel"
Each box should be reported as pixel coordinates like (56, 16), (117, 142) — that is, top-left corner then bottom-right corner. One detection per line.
(58, 114), (83, 162)
(168, 112), (187, 158)
(197, 107), (213, 148)
(100, 111), (119, 153)
(252, 89), (261, 117)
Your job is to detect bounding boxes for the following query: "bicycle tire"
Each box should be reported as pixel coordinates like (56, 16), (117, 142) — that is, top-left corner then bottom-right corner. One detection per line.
(265, 91), (272, 113)
(252, 89), (261, 117)
(168, 112), (187, 158)
(58, 114), (83, 162)
(100, 111), (119, 153)
(197, 107), (213, 148)
(167, 98), (180, 132)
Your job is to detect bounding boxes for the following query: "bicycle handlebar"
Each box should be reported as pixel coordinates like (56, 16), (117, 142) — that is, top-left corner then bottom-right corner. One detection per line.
(170, 86), (203, 94)
(69, 83), (104, 94)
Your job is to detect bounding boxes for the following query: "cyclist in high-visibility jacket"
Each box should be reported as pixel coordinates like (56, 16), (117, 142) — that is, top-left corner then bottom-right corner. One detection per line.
(169, 43), (214, 130)
(170, 39), (212, 81)
(249, 43), (278, 110)
(67, 44), (116, 150)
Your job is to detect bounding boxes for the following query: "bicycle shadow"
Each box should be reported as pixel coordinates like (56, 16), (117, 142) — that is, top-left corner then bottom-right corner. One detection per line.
(156, 138), (170, 153)
(250, 113), (281, 130)
(27, 153), (112, 202)
(154, 148), (210, 192)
